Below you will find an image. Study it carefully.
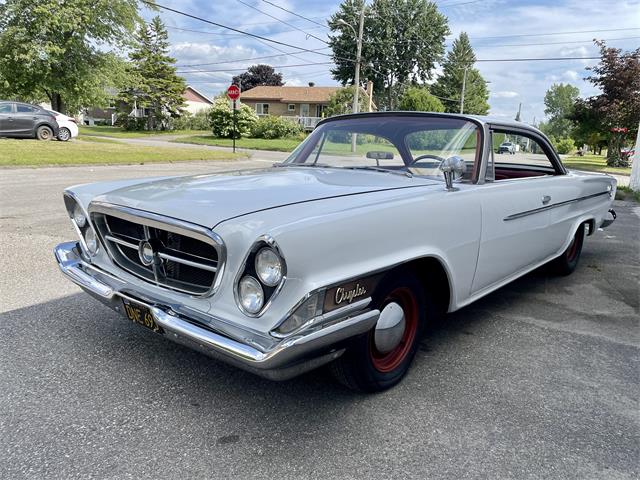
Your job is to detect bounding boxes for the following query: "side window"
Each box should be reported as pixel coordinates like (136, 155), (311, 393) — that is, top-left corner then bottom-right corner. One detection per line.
(0, 103), (12, 113)
(491, 130), (559, 181)
(16, 104), (37, 113)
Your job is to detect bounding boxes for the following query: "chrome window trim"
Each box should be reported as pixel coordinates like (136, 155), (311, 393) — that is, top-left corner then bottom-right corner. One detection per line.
(234, 234), (287, 318)
(88, 201), (227, 298)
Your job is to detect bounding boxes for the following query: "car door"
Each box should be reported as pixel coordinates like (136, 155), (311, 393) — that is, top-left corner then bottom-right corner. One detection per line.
(471, 128), (567, 293)
(14, 104), (40, 136)
(0, 102), (15, 134)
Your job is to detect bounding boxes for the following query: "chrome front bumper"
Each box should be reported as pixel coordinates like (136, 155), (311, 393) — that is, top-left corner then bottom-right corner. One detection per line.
(55, 241), (379, 380)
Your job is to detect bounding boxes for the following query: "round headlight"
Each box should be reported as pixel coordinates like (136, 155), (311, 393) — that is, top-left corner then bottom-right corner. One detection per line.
(255, 248), (283, 287)
(84, 228), (99, 256)
(238, 276), (264, 314)
(73, 204), (87, 228)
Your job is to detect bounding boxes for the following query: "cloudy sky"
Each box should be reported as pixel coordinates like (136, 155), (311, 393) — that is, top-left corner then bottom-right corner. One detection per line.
(141, 0), (640, 124)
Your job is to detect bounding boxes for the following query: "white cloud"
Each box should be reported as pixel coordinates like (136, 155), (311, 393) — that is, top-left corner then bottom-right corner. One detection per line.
(563, 70), (579, 81)
(492, 91), (520, 98)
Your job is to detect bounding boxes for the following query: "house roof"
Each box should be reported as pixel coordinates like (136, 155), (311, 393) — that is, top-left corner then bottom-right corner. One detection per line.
(183, 86), (213, 104)
(240, 86), (341, 103)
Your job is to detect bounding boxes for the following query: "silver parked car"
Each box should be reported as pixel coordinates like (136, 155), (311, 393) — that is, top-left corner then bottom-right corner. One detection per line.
(55, 112), (617, 391)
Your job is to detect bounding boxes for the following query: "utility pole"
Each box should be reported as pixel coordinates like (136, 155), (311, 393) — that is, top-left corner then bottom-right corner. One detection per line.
(351, 5), (365, 152)
(459, 66), (468, 114)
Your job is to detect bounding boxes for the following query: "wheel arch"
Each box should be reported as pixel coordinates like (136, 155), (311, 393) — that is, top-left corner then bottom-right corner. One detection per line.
(386, 255), (453, 315)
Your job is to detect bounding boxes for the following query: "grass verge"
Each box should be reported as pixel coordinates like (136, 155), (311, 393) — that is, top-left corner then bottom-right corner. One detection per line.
(615, 186), (640, 203)
(563, 154), (631, 175)
(171, 135), (303, 152)
(79, 125), (210, 139)
(0, 138), (245, 167)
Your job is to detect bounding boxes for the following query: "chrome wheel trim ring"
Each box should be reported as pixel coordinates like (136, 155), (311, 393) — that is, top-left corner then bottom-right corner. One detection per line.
(59, 128), (70, 141)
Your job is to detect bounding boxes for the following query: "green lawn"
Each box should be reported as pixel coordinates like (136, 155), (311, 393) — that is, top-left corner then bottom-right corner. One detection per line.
(171, 135), (305, 152)
(562, 154), (631, 175)
(79, 125), (210, 138)
(0, 138), (245, 167)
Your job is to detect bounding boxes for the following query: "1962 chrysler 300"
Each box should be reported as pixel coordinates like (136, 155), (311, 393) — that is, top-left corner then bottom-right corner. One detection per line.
(54, 112), (617, 391)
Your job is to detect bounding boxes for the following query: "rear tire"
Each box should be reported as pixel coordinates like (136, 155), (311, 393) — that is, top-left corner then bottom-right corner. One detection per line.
(58, 127), (71, 141)
(550, 223), (586, 276)
(330, 270), (431, 392)
(36, 126), (53, 141)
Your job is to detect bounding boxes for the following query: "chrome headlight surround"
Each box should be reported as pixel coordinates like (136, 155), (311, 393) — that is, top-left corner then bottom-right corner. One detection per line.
(63, 191), (99, 258)
(234, 235), (287, 317)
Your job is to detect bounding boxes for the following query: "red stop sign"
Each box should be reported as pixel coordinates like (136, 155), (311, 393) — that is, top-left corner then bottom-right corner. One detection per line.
(227, 85), (241, 100)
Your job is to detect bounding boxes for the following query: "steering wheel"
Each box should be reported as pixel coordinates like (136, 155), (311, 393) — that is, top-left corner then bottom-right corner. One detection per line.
(408, 153), (445, 167)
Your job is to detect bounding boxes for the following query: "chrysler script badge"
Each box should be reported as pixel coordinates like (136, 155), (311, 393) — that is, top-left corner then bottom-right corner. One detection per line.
(335, 283), (367, 305)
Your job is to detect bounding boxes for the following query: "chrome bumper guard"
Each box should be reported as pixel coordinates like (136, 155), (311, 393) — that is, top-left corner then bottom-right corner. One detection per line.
(54, 241), (379, 380)
(601, 209), (616, 229)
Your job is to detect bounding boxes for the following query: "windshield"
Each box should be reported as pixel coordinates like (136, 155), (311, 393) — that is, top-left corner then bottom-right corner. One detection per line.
(283, 115), (480, 180)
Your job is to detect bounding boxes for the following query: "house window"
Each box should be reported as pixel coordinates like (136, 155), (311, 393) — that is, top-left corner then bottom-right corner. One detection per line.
(287, 104), (295, 112)
(255, 103), (269, 115)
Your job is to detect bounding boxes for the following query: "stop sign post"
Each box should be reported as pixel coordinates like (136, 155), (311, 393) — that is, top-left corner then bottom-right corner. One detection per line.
(227, 85), (241, 152)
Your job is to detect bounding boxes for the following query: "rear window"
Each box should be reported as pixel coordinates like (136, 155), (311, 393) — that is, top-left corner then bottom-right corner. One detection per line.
(16, 104), (38, 113)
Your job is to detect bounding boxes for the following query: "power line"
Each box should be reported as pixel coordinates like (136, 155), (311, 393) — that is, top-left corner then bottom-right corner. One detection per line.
(475, 55), (604, 62)
(468, 27), (640, 40)
(176, 61), (333, 74)
(166, 23), (326, 38)
(438, 0), (483, 7)
(145, 1), (357, 65)
(258, 0), (328, 28)
(472, 36), (640, 48)
(233, 0), (329, 44)
(177, 48), (331, 68)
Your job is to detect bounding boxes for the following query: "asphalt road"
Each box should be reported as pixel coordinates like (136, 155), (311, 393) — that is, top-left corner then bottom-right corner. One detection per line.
(1, 161), (638, 479)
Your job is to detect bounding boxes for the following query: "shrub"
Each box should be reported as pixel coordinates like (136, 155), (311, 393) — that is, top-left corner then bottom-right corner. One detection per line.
(209, 98), (258, 138)
(399, 86), (444, 112)
(251, 115), (303, 139)
(554, 137), (576, 154)
(117, 116), (148, 131)
(170, 109), (211, 130)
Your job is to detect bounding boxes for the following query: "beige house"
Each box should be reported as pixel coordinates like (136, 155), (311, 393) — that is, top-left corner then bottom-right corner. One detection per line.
(241, 84), (373, 130)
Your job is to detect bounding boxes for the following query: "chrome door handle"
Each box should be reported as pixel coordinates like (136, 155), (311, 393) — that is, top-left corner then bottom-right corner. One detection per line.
(542, 195), (551, 205)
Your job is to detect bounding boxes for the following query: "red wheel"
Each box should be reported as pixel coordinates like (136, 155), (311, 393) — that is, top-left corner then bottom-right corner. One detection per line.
(330, 270), (432, 392)
(369, 287), (419, 373)
(550, 223), (586, 276)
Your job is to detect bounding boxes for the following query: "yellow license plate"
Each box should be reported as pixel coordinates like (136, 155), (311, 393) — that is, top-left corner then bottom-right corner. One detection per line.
(122, 299), (163, 333)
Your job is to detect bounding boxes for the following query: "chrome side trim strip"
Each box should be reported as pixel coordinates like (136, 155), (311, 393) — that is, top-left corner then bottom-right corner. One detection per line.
(503, 191), (610, 221)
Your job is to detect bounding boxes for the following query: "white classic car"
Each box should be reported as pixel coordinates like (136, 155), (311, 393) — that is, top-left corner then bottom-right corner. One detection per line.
(55, 113), (617, 392)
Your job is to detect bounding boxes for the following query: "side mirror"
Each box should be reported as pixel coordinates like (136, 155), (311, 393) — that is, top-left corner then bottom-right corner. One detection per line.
(439, 156), (466, 191)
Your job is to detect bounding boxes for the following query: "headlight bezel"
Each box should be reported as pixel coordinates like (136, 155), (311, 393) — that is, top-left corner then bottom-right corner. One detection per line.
(64, 191), (100, 258)
(234, 235), (287, 317)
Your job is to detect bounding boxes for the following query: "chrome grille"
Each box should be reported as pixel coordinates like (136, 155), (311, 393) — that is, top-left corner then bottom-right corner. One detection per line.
(90, 203), (225, 296)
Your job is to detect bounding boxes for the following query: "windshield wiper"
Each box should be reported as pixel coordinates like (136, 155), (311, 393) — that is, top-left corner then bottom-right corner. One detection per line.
(341, 166), (413, 178)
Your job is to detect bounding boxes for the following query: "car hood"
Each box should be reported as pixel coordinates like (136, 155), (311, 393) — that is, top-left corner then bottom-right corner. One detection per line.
(92, 167), (437, 228)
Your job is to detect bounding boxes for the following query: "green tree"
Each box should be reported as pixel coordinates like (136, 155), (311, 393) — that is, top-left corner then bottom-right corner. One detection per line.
(324, 86), (369, 117)
(0, 0), (143, 113)
(232, 64), (284, 91)
(432, 32), (489, 115)
(399, 86), (444, 112)
(121, 17), (186, 130)
(584, 41), (640, 167)
(542, 83), (579, 139)
(328, 0), (449, 110)
(209, 97), (258, 138)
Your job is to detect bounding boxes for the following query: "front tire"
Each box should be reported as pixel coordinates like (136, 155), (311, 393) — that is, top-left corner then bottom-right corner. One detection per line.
(58, 127), (71, 141)
(36, 126), (53, 141)
(550, 223), (586, 276)
(330, 270), (430, 392)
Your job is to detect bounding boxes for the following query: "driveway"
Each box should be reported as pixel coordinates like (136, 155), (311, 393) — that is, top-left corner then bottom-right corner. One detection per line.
(1, 162), (638, 479)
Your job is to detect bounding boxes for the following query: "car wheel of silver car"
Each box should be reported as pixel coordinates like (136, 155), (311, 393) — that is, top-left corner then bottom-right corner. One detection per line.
(58, 127), (71, 141)
(36, 125), (53, 141)
(330, 270), (430, 392)
(550, 223), (586, 276)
